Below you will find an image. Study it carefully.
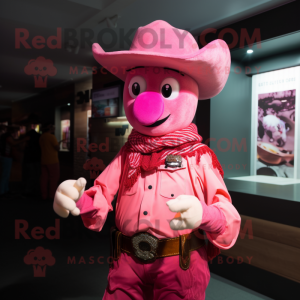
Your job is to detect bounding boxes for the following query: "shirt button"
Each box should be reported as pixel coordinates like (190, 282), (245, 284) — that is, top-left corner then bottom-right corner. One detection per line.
(148, 185), (152, 189)
(143, 211), (148, 215)
(171, 194), (174, 197)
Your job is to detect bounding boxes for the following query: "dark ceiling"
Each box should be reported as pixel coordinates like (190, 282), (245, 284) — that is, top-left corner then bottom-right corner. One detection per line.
(0, 0), (295, 109)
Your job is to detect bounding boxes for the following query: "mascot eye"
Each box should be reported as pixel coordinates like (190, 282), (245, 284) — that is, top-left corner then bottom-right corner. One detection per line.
(35, 67), (38, 71)
(128, 76), (147, 98)
(132, 83), (140, 95)
(43, 66), (47, 71)
(162, 84), (172, 98)
(160, 78), (179, 100)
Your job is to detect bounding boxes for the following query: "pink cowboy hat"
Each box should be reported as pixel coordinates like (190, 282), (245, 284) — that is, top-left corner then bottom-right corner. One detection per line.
(92, 20), (231, 100)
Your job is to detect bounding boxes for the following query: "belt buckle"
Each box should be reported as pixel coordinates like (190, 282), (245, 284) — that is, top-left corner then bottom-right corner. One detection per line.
(132, 232), (158, 262)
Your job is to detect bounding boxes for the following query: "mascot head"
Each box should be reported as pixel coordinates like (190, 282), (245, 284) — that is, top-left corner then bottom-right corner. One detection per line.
(92, 20), (230, 136)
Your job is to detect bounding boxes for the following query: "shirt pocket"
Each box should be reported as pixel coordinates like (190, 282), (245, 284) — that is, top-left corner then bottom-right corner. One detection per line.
(158, 161), (187, 199)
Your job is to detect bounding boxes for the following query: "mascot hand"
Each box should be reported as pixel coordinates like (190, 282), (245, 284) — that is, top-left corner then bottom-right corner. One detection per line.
(166, 195), (203, 230)
(53, 177), (86, 218)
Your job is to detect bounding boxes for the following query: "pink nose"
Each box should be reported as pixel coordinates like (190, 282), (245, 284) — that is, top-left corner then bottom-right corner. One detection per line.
(133, 92), (164, 125)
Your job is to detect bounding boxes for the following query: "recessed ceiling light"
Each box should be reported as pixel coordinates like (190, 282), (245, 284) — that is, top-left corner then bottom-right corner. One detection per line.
(247, 49), (253, 54)
(67, 103), (70, 106)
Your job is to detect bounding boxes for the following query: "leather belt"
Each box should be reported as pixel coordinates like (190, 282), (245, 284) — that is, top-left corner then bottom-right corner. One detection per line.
(112, 229), (205, 270)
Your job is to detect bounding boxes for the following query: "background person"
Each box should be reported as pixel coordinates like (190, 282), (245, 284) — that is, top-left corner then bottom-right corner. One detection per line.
(0, 126), (28, 196)
(39, 123), (64, 201)
(0, 124), (6, 137)
(22, 114), (41, 197)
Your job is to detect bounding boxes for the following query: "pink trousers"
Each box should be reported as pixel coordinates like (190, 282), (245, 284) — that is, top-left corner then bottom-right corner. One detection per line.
(103, 247), (210, 300)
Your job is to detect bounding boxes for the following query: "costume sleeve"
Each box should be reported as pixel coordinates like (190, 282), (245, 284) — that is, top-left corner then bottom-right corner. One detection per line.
(76, 147), (125, 231)
(190, 153), (241, 250)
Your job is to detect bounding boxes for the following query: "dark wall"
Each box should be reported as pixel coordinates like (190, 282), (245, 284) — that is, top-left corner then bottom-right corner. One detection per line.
(200, 1), (300, 50)
(195, 99), (210, 145)
(11, 83), (75, 181)
(0, 108), (11, 123)
(210, 60), (252, 178)
(12, 83), (74, 125)
(93, 67), (121, 90)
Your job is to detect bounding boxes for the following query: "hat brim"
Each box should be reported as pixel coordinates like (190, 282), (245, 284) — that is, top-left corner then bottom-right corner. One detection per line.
(92, 39), (230, 100)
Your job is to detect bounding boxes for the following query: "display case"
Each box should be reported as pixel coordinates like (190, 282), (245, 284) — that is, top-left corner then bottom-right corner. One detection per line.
(250, 67), (300, 183)
(210, 31), (300, 199)
(91, 85), (122, 118)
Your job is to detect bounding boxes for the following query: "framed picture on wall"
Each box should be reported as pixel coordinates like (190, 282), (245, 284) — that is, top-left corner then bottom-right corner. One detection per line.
(251, 66), (300, 180)
(60, 119), (70, 151)
(91, 86), (122, 118)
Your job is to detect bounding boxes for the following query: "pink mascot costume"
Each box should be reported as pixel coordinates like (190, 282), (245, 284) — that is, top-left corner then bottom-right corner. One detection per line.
(54, 20), (241, 300)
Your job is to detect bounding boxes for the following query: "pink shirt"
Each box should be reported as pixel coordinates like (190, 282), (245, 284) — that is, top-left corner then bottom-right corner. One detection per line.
(77, 147), (241, 250)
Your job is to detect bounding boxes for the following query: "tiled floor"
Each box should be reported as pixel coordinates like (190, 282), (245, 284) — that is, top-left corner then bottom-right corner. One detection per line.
(207, 273), (273, 300)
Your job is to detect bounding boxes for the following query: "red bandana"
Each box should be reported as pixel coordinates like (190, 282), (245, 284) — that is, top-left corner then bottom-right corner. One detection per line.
(124, 124), (224, 190)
